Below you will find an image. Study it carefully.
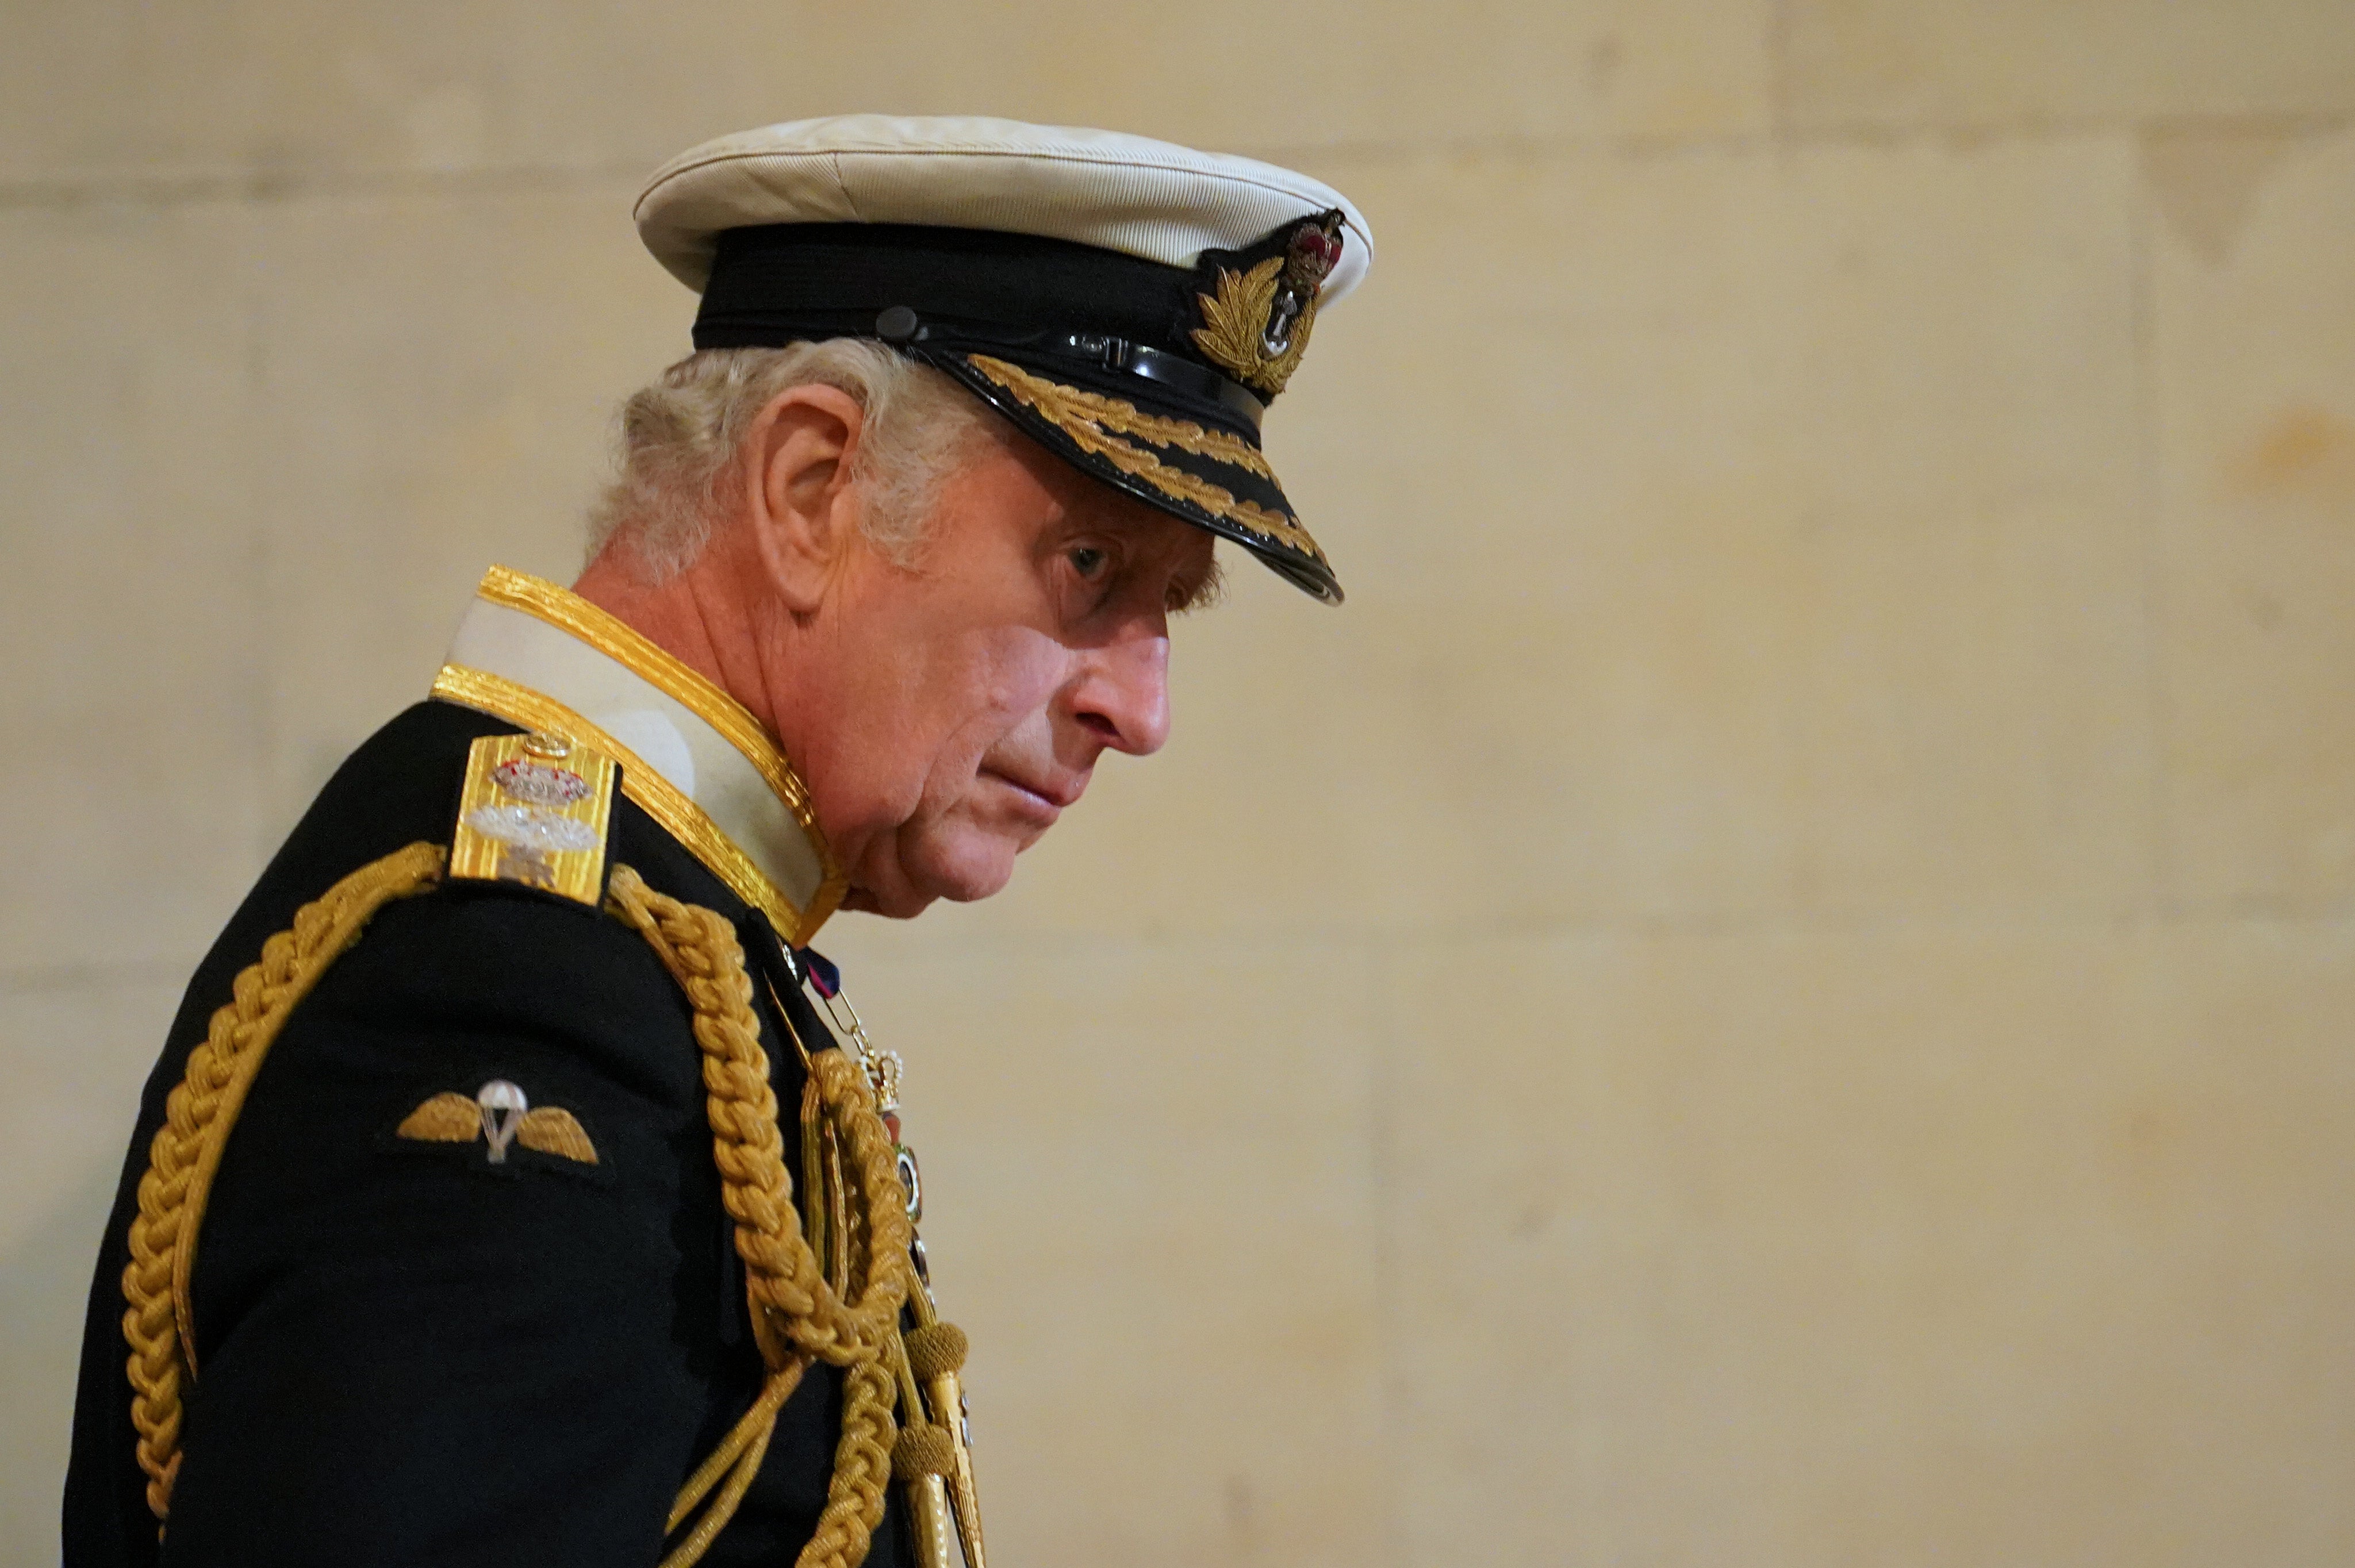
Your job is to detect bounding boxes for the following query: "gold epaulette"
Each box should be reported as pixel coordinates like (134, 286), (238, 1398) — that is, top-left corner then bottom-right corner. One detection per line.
(448, 732), (619, 908)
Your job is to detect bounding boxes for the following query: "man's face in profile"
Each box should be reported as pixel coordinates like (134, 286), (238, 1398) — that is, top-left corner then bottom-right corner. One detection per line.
(808, 432), (1220, 918)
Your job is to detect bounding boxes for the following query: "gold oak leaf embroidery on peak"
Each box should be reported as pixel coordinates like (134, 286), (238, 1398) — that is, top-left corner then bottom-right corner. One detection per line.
(964, 355), (1325, 562)
(1010, 376), (1275, 477)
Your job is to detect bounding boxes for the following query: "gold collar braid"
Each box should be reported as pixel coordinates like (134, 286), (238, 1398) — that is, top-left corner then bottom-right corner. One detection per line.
(119, 847), (930, 1568)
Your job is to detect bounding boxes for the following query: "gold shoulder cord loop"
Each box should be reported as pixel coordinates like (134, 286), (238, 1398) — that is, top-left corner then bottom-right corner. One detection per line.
(118, 848), (917, 1568)
(604, 865), (912, 1568)
(120, 840), (450, 1525)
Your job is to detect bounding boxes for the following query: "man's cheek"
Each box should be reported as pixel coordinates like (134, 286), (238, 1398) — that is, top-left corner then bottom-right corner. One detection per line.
(990, 636), (1073, 716)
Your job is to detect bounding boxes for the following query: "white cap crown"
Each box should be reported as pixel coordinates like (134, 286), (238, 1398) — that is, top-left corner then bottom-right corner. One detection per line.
(636, 114), (1374, 301)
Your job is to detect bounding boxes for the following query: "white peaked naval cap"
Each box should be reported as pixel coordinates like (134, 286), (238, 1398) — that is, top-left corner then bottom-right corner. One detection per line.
(635, 114), (1374, 299)
(632, 116), (1375, 604)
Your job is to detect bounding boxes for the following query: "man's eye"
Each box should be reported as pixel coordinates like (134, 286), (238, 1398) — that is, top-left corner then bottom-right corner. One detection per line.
(1069, 546), (1109, 578)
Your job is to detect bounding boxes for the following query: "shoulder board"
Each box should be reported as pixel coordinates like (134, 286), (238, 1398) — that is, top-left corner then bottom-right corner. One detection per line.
(448, 731), (619, 908)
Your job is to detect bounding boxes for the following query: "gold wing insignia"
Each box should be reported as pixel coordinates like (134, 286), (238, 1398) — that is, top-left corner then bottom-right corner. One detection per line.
(396, 1087), (599, 1165)
(396, 1092), (482, 1143)
(517, 1106), (599, 1165)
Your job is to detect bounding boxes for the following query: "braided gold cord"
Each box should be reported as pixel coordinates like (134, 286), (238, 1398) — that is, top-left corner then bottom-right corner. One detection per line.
(115, 845), (915, 1568)
(665, 1359), (810, 1537)
(813, 1358), (903, 1568)
(659, 1359), (807, 1568)
(663, 1411), (778, 1568)
(603, 868), (911, 1361)
(119, 840), (448, 1521)
(605, 866), (914, 1568)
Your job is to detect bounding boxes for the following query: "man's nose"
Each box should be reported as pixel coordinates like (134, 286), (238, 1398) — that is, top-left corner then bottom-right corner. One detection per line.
(1068, 629), (1172, 757)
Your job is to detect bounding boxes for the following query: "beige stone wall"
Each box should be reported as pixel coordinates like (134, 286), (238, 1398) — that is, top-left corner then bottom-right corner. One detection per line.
(5, 4), (2352, 1562)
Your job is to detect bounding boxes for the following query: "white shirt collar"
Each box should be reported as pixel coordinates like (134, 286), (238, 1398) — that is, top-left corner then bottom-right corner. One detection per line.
(431, 566), (843, 943)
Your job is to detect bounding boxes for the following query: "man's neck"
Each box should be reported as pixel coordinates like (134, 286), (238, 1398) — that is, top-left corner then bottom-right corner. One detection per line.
(572, 541), (777, 731)
(569, 533), (876, 896)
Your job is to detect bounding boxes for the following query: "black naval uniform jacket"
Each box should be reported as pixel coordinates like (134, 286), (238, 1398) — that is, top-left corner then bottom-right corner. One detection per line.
(63, 697), (916, 1568)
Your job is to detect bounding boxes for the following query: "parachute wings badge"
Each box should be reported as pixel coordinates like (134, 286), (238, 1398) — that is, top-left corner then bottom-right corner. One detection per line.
(397, 1080), (599, 1165)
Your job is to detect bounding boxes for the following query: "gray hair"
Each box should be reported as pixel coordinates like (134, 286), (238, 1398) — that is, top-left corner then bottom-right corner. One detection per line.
(588, 341), (1000, 577)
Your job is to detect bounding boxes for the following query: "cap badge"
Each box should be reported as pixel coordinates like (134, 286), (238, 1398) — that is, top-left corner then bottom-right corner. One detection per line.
(1190, 212), (1345, 397)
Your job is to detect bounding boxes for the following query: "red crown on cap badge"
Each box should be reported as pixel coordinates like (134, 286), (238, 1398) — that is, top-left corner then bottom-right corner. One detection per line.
(1191, 209), (1347, 399)
(1284, 218), (1344, 292)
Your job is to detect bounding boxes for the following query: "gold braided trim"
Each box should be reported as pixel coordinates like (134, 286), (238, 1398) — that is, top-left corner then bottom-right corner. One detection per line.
(965, 355), (1328, 563)
(119, 840), (916, 1567)
(121, 841), (448, 1523)
(606, 866), (912, 1568)
(477, 567), (832, 852)
(431, 663), (843, 946)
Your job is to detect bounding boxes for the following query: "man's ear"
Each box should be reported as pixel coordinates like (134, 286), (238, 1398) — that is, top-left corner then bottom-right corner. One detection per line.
(742, 383), (870, 616)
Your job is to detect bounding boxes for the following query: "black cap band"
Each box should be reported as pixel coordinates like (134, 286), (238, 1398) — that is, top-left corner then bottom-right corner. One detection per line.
(683, 213), (1344, 603)
(693, 223), (1269, 431)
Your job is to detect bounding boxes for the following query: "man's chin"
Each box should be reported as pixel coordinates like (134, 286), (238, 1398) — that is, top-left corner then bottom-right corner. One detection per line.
(840, 885), (939, 920)
(845, 835), (1020, 918)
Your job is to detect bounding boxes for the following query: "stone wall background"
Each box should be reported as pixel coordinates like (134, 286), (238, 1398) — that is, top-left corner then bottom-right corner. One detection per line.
(5, 3), (2353, 1562)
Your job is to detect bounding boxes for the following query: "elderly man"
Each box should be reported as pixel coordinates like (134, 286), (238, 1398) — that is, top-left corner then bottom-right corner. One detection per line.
(63, 116), (1370, 1568)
